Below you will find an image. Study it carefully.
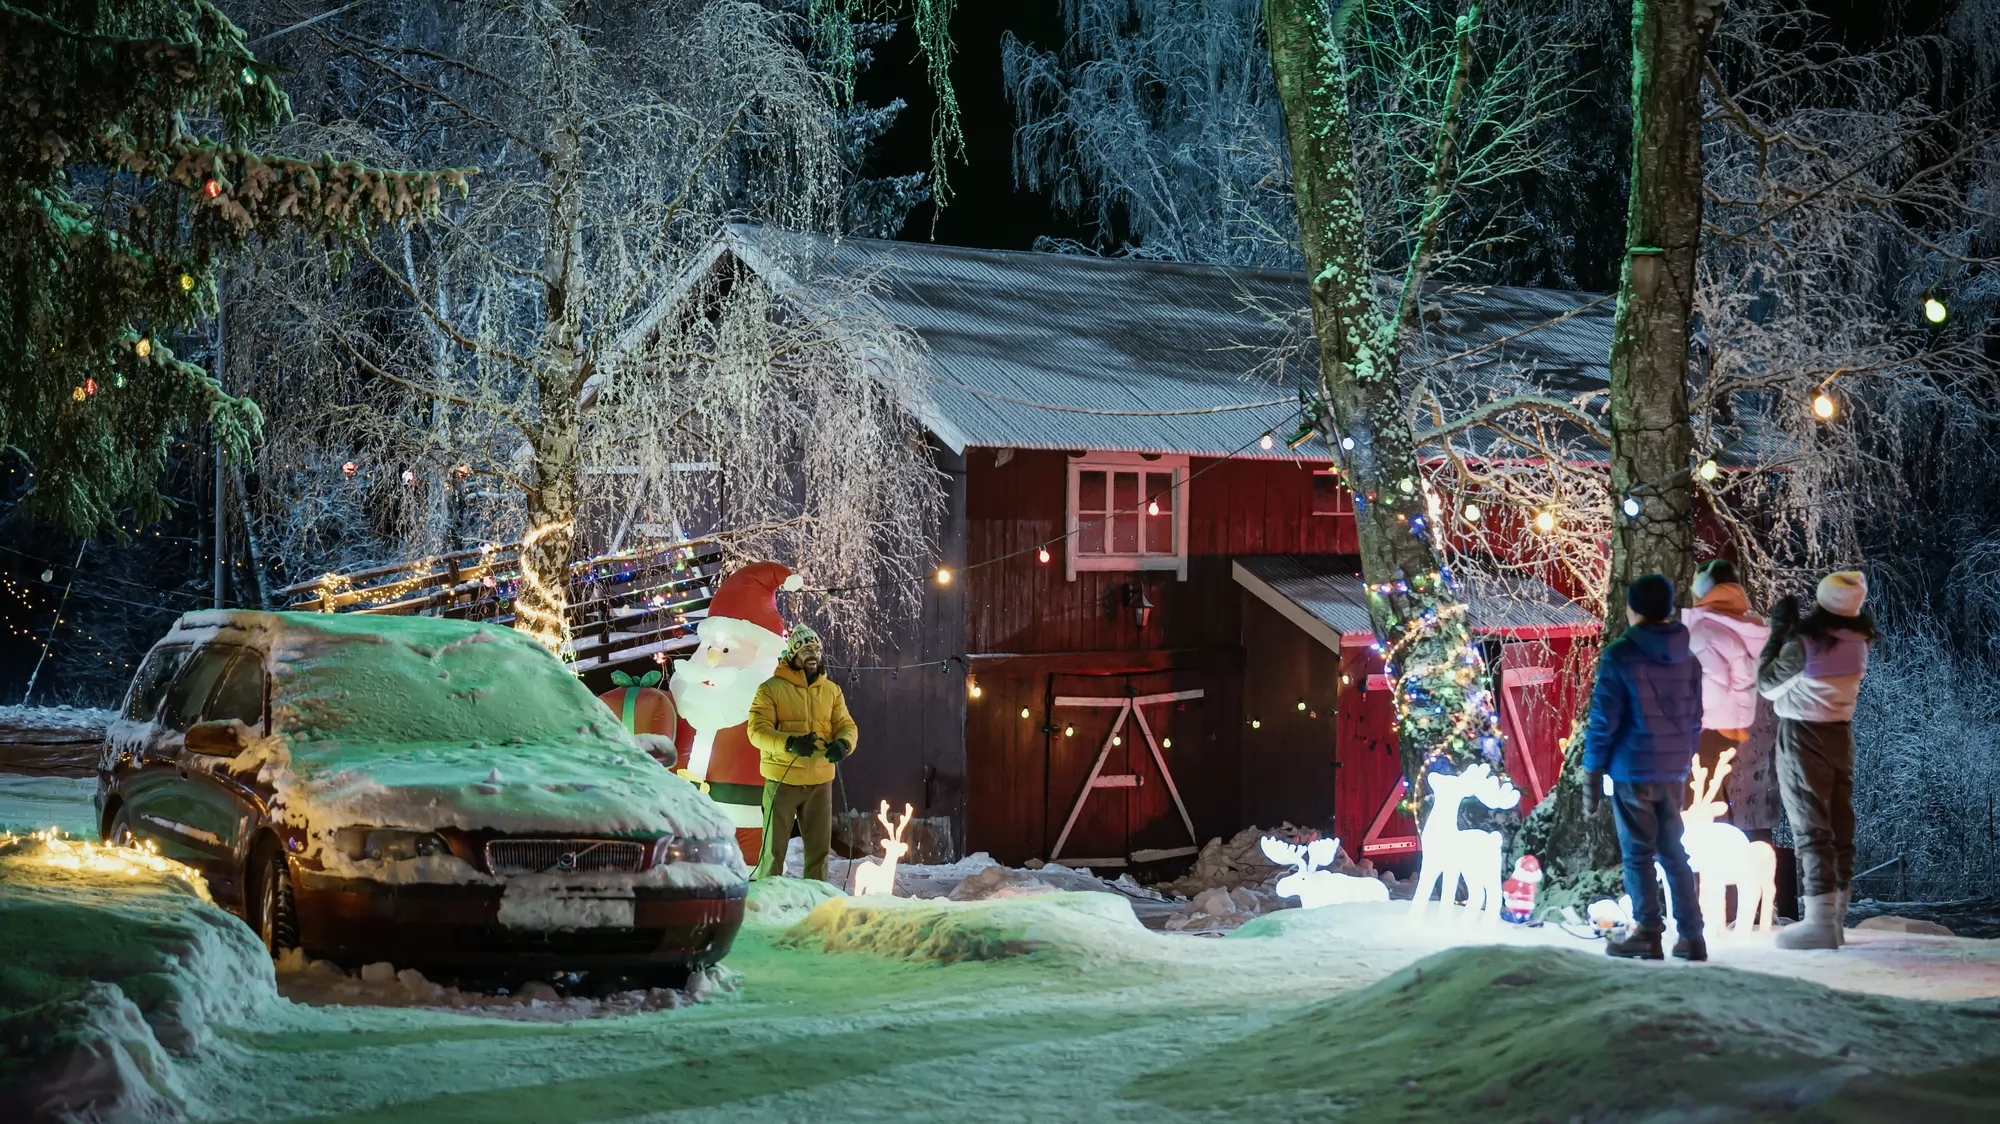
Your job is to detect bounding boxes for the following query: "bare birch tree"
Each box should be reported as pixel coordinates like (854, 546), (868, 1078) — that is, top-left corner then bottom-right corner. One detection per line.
(237, 0), (943, 652)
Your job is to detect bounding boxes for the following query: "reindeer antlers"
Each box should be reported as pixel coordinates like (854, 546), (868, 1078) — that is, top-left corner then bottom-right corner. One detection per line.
(874, 800), (914, 842)
(1690, 748), (1737, 808)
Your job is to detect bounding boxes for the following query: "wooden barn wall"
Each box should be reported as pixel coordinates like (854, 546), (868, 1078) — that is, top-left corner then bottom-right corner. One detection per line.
(1237, 592), (1344, 834)
(962, 449), (1355, 864)
(833, 446), (968, 854)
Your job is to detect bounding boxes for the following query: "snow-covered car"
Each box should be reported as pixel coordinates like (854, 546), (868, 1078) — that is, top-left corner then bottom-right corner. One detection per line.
(95, 610), (747, 983)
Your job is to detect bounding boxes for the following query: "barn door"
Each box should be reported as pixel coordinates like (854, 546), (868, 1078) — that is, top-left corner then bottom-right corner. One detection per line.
(1498, 642), (1566, 812)
(1336, 646), (1417, 860)
(1045, 673), (1202, 868)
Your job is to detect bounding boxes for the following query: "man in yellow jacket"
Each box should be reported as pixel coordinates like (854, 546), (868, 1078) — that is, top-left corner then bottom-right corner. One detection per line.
(746, 625), (857, 880)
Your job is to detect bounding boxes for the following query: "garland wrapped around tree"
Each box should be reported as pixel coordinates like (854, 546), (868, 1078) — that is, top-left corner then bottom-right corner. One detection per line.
(0, 0), (468, 535)
(1262, 0), (1509, 796)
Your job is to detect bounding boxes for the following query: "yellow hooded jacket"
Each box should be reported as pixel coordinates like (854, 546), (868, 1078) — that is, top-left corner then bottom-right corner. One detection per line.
(747, 662), (858, 786)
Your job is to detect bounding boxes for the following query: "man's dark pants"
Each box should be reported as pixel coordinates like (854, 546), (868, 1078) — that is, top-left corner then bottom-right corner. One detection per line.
(1610, 780), (1704, 936)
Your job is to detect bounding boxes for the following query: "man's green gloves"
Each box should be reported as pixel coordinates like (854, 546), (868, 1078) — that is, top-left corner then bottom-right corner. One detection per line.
(824, 739), (852, 763)
(784, 733), (821, 756)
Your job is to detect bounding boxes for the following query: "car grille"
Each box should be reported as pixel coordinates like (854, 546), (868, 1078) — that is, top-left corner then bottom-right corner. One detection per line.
(458, 927), (667, 956)
(484, 838), (649, 875)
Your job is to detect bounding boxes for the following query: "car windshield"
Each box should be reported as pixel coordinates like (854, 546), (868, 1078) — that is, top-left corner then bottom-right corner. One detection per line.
(270, 614), (621, 748)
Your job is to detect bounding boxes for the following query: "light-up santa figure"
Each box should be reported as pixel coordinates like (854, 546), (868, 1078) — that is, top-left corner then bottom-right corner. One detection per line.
(670, 561), (801, 862)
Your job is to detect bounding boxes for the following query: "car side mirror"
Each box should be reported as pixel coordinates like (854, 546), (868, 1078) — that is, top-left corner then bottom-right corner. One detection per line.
(185, 719), (250, 756)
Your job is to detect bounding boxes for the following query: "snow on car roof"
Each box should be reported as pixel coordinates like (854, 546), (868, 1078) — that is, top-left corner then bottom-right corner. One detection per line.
(159, 611), (738, 843)
(167, 610), (608, 747)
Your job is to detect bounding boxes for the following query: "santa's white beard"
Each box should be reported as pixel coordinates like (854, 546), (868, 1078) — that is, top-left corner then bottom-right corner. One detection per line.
(671, 669), (763, 733)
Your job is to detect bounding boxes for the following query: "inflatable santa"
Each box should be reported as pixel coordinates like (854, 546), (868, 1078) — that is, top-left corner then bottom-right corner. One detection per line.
(669, 561), (801, 863)
(597, 669), (679, 769)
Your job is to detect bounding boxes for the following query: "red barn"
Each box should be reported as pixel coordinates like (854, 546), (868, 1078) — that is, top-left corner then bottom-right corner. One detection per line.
(648, 227), (1615, 873)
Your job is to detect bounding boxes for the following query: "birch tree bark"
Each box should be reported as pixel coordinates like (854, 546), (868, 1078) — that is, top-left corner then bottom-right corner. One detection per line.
(1264, 0), (1503, 786)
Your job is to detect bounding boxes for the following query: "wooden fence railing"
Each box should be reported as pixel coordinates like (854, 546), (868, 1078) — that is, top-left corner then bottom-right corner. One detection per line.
(278, 537), (722, 674)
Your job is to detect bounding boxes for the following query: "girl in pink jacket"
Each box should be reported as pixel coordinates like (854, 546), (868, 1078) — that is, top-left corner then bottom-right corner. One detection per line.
(1680, 560), (1771, 817)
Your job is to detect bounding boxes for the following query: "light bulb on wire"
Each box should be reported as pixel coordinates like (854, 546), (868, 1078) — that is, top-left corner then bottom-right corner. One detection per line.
(1924, 297), (1948, 324)
(1699, 459), (1719, 482)
(1533, 510), (1557, 534)
(1462, 503), (1481, 523)
(1259, 432), (1274, 451)
(1812, 392), (1837, 420)
(1621, 495), (1641, 519)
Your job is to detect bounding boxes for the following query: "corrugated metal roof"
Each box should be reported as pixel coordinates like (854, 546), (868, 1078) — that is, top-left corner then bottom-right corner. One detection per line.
(1233, 555), (1599, 644)
(728, 227), (1619, 460)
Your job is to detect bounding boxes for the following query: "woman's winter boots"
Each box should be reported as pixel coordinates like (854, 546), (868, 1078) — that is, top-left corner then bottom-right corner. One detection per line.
(1777, 892), (1841, 950)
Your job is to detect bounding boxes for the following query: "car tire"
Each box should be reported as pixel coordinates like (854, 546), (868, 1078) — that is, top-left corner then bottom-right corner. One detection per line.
(256, 846), (301, 958)
(105, 805), (134, 847)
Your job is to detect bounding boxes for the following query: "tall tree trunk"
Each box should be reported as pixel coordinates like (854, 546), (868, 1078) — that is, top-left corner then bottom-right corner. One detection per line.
(1264, 0), (1502, 788)
(1605, 0), (1722, 635)
(1520, 0), (1724, 902)
(514, 14), (589, 657)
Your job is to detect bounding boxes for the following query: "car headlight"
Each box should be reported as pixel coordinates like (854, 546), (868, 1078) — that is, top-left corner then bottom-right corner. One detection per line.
(654, 836), (739, 866)
(335, 827), (452, 862)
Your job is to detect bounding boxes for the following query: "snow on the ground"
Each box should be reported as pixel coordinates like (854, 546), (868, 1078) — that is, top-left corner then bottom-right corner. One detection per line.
(0, 704), (112, 777)
(0, 830), (280, 1121)
(0, 775), (98, 835)
(8, 781), (2000, 1121)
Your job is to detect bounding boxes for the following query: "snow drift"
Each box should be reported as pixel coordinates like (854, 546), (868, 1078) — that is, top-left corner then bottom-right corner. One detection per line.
(1133, 943), (2000, 1117)
(781, 891), (1157, 965)
(0, 833), (277, 1122)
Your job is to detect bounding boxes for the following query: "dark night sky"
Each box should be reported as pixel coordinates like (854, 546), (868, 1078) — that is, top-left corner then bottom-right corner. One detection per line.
(855, 2), (1095, 252)
(854, 0), (1959, 253)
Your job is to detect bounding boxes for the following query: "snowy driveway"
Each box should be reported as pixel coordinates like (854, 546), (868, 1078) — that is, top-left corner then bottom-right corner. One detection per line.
(5, 781), (2000, 1122)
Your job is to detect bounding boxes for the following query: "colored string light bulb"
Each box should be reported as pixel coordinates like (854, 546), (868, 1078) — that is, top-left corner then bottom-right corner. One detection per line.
(1259, 432), (1274, 450)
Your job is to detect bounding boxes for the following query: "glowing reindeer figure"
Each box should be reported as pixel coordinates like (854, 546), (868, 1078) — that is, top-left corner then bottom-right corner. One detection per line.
(1682, 750), (1778, 932)
(1411, 764), (1521, 918)
(851, 801), (913, 896)
(1260, 835), (1390, 908)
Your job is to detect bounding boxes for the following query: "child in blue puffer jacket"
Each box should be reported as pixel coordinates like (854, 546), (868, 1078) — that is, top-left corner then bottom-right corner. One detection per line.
(1581, 574), (1707, 961)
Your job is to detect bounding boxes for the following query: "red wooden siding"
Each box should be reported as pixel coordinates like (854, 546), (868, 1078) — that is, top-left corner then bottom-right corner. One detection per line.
(962, 449), (1350, 864)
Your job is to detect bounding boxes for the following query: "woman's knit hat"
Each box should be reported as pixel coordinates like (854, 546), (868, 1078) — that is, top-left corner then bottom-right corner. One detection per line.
(1815, 571), (1868, 617)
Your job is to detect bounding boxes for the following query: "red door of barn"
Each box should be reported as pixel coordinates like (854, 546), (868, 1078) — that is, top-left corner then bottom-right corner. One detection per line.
(1045, 672), (1207, 869)
(1335, 644), (1417, 863)
(1496, 638), (1586, 813)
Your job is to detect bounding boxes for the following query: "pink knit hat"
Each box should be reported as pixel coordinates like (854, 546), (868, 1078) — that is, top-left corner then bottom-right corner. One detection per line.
(1815, 570), (1867, 617)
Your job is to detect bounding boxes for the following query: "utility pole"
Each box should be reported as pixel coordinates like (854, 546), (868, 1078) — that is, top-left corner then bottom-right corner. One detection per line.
(213, 275), (227, 610)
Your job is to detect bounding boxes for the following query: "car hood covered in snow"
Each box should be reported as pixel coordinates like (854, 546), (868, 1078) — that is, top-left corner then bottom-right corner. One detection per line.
(164, 611), (736, 847)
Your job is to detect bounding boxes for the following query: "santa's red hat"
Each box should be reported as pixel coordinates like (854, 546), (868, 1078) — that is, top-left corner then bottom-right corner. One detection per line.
(705, 561), (799, 638)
